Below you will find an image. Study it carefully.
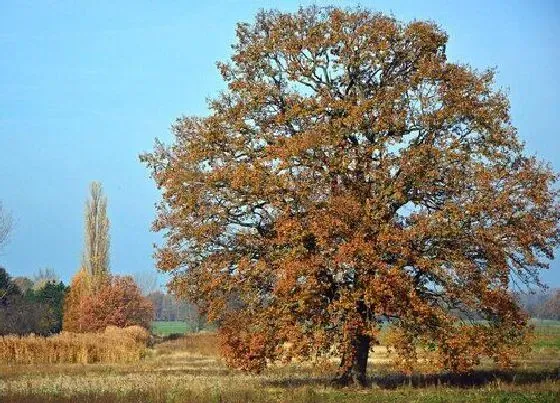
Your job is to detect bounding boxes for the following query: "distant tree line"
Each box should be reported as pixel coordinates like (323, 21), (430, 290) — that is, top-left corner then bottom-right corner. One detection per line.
(132, 269), (207, 332)
(146, 291), (205, 331)
(0, 183), (154, 337)
(516, 289), (560, 321)
(539, 290), (560, 320)
(0, 267), (67, 335)
(0, 262), (155, 336)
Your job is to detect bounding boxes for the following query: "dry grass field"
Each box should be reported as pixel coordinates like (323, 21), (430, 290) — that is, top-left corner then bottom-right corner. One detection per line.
(0, 326), (149, 365)
(0, 325), (559, 402)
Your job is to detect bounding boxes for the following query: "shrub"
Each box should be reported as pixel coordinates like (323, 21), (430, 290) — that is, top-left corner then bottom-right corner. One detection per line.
(106, 325), (150, 345)
(77, 276), (153, 332)
(64, 273), (153, 333)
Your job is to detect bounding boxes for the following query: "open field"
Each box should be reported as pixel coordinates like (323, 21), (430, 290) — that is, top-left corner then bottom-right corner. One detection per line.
(531, 320), (560, 350)
(151, 321), (216, 336)
(151, 321), (189, 337)
(0, 324), (559, 402)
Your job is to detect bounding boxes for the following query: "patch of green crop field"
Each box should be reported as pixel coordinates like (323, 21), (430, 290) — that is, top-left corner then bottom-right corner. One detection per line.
(151, 321), (188, 336)
(533, 320), (560, 350)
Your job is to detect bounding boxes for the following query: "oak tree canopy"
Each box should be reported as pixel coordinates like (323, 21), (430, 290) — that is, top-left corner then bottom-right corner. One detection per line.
(142, 7), (560, 386)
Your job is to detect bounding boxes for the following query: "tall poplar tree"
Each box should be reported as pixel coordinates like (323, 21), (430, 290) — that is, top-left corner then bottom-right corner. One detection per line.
(82, 182), (110, 279)
(0, 201), (12, 252)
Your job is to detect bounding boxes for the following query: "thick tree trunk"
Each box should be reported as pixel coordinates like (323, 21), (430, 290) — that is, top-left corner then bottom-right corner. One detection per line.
(336, 333), (370, 387)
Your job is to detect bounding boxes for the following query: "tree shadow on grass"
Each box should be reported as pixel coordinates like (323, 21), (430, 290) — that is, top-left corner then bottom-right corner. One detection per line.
(371, 368), (560, 389)
(263, 368), (560, 389)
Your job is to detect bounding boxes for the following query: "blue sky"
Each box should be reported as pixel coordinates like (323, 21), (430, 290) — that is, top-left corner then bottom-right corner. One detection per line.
(0, 1), (559, 287)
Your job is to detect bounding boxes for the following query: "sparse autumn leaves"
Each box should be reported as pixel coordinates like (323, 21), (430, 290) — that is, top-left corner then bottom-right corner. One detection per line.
(142, 7), (560, 386)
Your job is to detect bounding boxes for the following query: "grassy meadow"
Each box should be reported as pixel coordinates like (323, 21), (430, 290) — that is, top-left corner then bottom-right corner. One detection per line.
(151, 321), (189, 337)
(0, 323), (559, 402)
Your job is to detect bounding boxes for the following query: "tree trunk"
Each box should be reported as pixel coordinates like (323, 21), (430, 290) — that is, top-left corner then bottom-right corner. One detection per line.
(336, 333), (370, 387)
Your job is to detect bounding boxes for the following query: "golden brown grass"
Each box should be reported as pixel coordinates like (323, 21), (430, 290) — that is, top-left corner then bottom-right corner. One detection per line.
(0, 326), (149, 364)
(0, 329), (558, 402)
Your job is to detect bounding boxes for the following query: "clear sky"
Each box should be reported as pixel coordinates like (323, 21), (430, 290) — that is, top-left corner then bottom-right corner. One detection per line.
(0, 1), (559, 287)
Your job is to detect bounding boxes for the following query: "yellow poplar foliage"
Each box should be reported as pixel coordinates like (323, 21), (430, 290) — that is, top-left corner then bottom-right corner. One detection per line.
(142, 7), (560, 385)
(0, 326), (148, 364)
(62, 267), (91, 332)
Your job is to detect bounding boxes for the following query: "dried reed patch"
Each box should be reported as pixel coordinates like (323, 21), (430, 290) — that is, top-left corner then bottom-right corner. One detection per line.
(0, 326), (149, 364)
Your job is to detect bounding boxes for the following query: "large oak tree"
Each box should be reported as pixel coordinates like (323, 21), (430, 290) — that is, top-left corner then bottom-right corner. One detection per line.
(142, 7), (560, 385)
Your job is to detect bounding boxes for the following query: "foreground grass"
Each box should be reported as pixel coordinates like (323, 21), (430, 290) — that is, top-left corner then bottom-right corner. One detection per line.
(1, 329), (559, 402)
(1, 385), (558, 403)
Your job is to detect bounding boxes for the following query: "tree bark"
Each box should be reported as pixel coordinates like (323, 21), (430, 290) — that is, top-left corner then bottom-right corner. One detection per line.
(336, 333), (370, 387)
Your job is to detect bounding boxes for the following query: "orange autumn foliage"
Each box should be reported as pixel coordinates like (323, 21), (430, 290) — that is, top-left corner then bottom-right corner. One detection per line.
(63, 274), (153, 333)
(76, 276), (153, 332)
(62, 268), (90, 333)
(142, 7), (560, 386)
